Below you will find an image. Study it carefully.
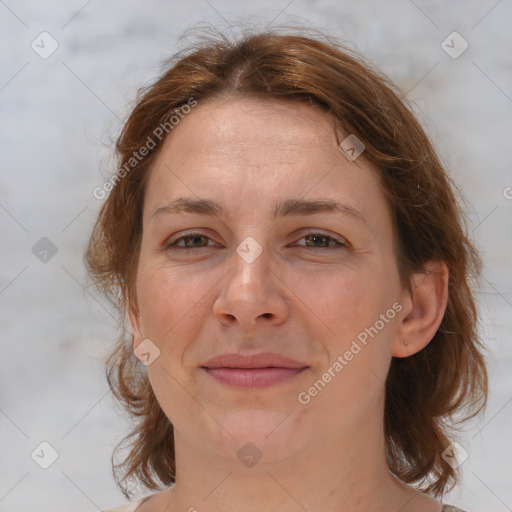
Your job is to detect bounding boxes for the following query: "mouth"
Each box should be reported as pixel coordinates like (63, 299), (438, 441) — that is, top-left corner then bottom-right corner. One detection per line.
(202, 367), (308, 388)
(201, 352), (309, 388)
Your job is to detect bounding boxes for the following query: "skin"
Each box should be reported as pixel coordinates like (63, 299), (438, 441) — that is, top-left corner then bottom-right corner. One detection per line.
(129, 95), (449, 512)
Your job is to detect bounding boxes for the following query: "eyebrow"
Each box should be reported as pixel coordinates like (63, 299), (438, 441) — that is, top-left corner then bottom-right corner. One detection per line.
(152, 197), (367, 225)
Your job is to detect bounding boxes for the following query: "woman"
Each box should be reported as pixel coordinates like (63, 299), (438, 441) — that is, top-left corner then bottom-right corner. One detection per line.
(86, 28), (488, 512)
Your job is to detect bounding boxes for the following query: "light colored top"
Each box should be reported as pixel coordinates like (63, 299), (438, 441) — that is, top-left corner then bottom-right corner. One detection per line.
(102, 494), (468, 512)
(103, 493), (153, 512)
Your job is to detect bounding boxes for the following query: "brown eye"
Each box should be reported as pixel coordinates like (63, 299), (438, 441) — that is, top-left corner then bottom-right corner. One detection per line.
(297, 232), (346, 249)
(166, 233), (212, 249)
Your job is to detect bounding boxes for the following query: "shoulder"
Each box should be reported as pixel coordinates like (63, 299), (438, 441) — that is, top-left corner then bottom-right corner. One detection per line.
(102, 504), (139, 512)
(102, 499), (467, 512)
(102, 493), (156, 512)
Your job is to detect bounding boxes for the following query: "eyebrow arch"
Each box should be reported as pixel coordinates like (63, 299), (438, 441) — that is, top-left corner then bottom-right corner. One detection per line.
(152, 196), (367, 225)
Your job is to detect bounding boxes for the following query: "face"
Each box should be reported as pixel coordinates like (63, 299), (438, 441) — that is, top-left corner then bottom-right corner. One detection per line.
(129, 96), (406, 466)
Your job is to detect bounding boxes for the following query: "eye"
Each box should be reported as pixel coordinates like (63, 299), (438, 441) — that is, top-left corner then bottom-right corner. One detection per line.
(294, 232), (346, 250)
(164, 231), (346, 252)
(165, 233), (213, 250)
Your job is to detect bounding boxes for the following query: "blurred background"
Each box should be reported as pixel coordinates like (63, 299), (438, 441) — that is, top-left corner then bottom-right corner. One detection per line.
(0, 1), (511, 510)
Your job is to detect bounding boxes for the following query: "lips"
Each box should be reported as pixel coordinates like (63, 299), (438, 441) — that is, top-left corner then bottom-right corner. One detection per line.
(201, 352), (309, 388)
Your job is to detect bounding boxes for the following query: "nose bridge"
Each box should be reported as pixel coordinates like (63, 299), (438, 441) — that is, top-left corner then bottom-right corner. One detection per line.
(235, 234), (266, 267)
(231, 233), (270, 292)
(213, 230), (288, 326)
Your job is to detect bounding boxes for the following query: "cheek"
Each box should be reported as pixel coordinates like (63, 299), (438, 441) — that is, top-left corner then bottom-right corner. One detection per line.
(135, 260), (220, 419)
(136, 264), (205, 422)
(306, 258), (399, 378)
(301, 263), (386, 341)
(136, 259), (208, 341)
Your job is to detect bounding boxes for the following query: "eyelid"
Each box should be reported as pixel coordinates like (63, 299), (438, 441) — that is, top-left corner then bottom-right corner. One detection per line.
(164, 229), (348, 250)
(292, 230), (347, 248)
(164, 229), (218, 248)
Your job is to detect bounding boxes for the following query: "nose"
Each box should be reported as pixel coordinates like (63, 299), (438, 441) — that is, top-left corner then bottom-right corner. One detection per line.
(212, 239), (289, 329)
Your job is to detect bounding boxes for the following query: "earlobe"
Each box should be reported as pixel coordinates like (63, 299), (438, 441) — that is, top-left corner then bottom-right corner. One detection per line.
(392, 261), (449, 358)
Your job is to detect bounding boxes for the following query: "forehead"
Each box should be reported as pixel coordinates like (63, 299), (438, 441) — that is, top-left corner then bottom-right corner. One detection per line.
(143, 96), (392, 233)
(157, 96), (345, 168)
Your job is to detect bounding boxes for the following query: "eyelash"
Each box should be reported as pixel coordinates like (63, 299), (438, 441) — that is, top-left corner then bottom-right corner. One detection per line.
(164, 232), (347, 251)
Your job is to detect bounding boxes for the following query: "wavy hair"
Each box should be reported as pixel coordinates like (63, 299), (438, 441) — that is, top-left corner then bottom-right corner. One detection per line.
(85, 26), (488, 499)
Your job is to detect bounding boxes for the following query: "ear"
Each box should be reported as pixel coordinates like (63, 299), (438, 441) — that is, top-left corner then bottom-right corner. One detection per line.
(128, 301), (144, 352)
(392, 260), (449, 358)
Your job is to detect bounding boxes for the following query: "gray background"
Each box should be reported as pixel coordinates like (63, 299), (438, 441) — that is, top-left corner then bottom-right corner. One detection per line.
(1, 1), (511, 510)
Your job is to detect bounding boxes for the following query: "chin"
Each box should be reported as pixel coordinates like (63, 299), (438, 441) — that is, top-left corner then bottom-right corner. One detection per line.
(220, 410), (297, 449)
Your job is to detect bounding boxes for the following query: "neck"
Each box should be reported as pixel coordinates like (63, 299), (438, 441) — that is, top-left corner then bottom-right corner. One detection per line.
(157, 404), (436, 512)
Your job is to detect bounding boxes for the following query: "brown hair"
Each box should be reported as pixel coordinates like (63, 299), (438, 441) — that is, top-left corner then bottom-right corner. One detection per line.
(85, 26), (488, 499)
